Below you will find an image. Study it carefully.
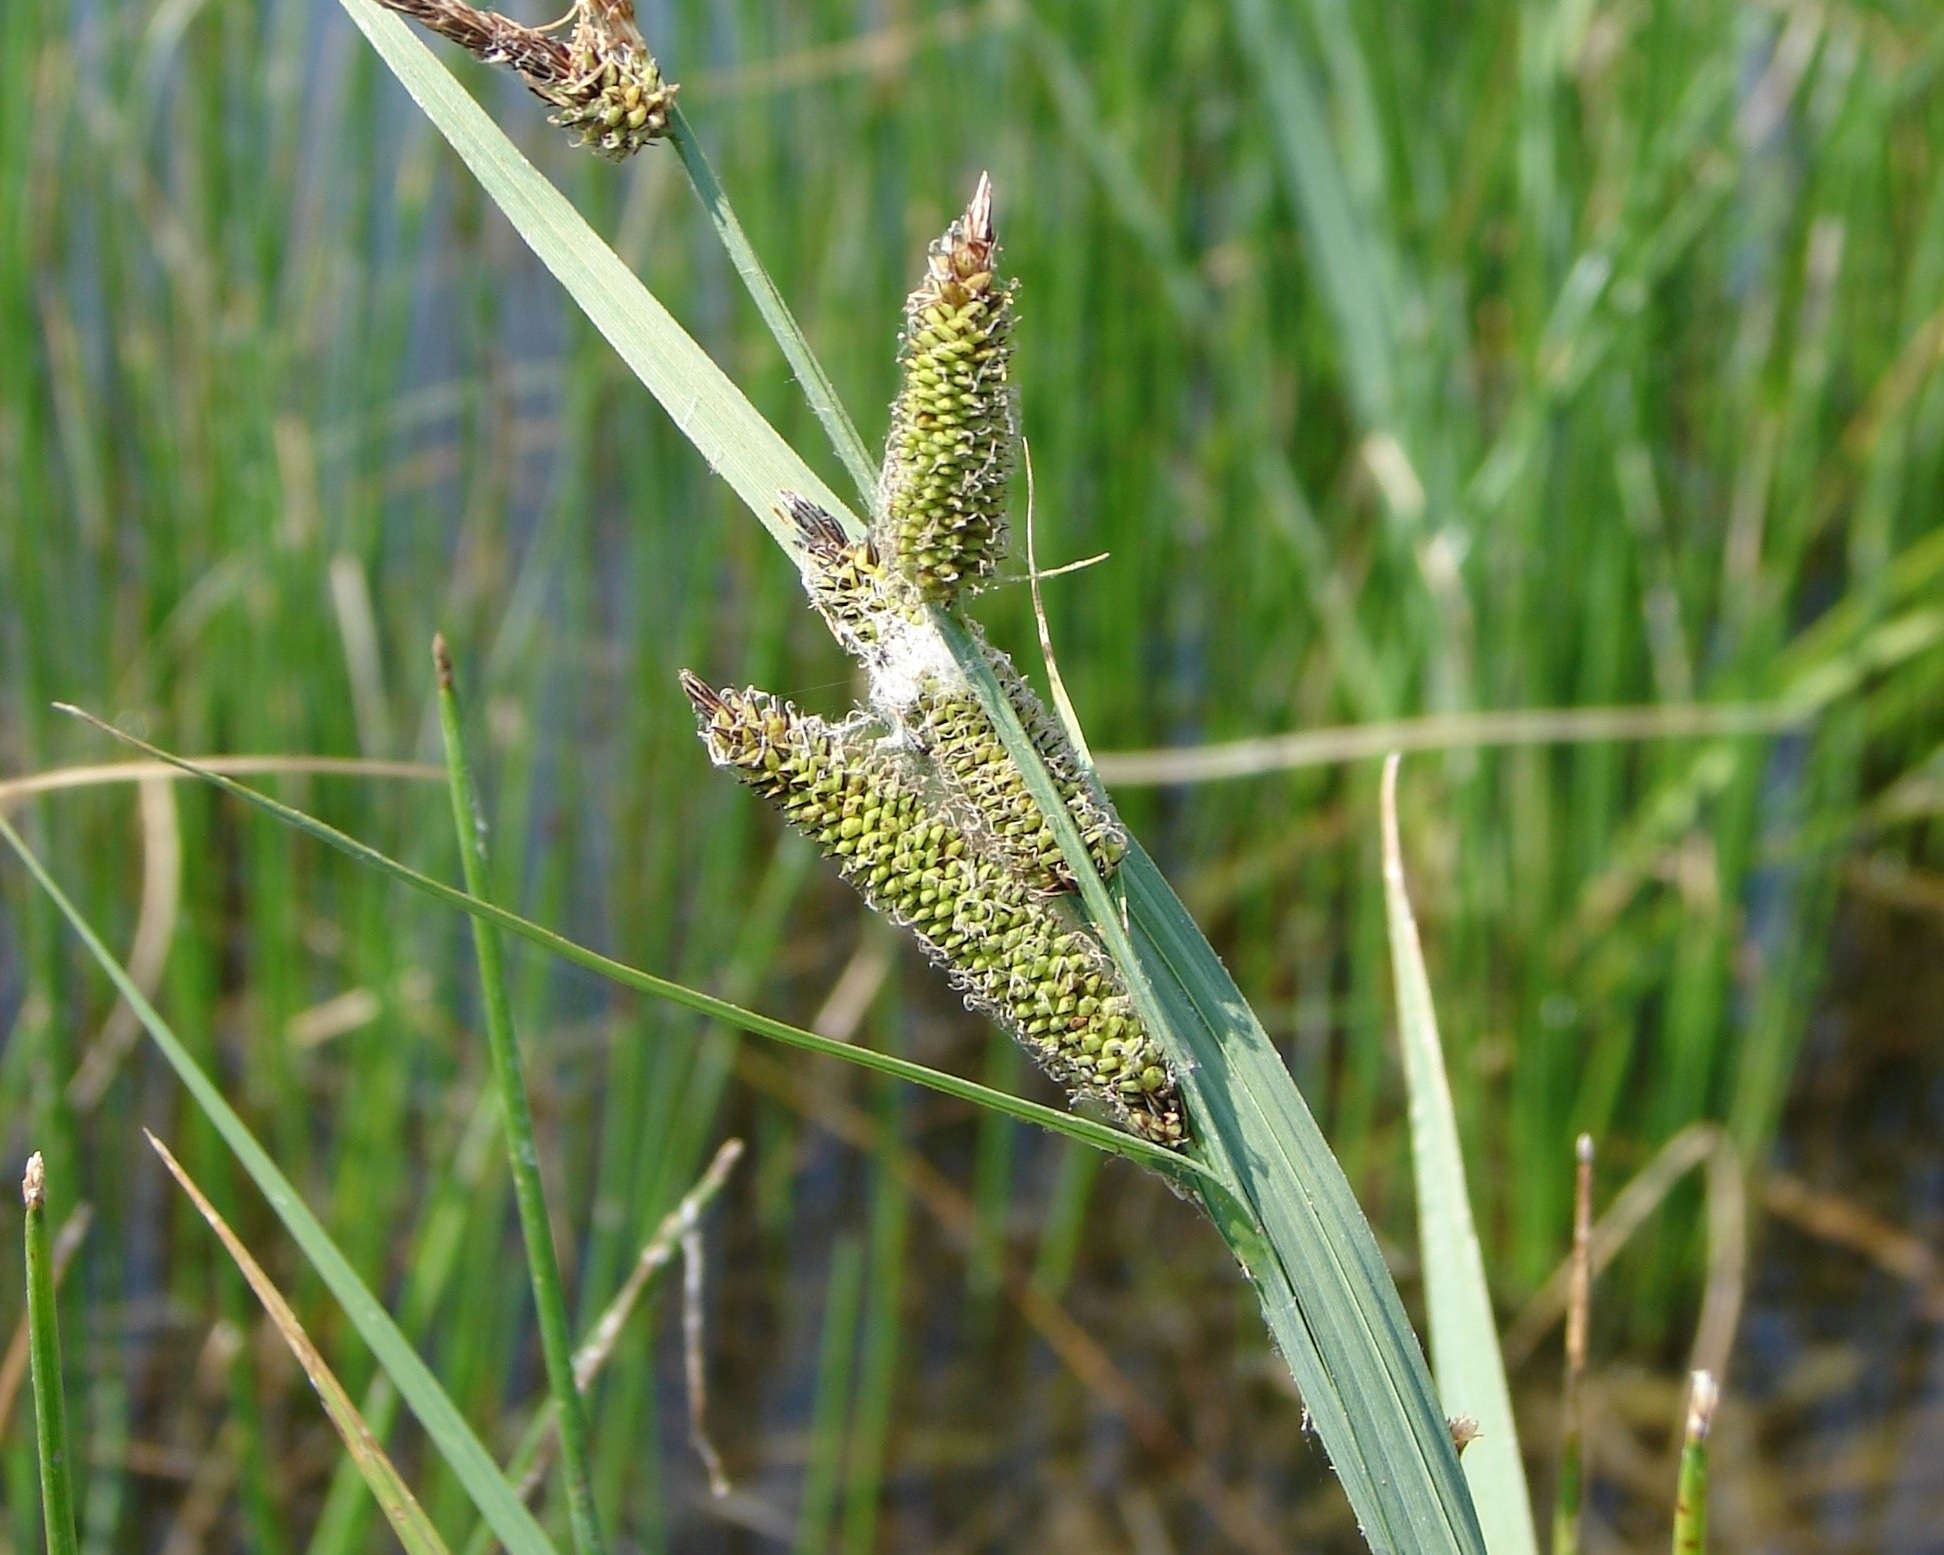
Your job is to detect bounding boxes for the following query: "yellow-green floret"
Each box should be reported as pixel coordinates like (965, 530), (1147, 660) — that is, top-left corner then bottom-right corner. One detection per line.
(548, 0), (676, 160)
(783, 492), (915, 651)
(380, 0), (674, 160)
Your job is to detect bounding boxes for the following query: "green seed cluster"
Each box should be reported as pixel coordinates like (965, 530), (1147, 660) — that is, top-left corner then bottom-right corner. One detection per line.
(911, 637), (1126, 892)
(549, 3), (675, 159)
(682, 675), (1186, 1148)
(696, 182), (1164, 1144)
(378, 0), (673, 161)
(878, 175), (1016, 602)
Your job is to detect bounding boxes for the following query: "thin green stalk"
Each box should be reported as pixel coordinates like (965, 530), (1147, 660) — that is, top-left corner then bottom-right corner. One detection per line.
(1672, 1371), (1716, 1555)
(22, 1154), (78, 1555)
(58, 708), (1216, 1192)
(434, 637), (605, 1555)
(306, 1086), (500, 1555)
(665, 104), (877, 509)
(459, 1138), (744, 1555)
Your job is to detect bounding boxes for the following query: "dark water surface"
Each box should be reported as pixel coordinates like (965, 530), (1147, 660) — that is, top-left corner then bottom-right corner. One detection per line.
(665, 885), (1943, 1555)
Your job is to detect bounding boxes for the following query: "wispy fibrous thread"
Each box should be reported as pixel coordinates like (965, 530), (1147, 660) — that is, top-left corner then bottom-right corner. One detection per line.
(379, 0), (675, 159)
(681, 675), (1185, 1147)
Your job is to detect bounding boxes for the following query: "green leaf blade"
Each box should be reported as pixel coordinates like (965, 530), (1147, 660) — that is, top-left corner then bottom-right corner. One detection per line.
(1381, 759), (1538, 1555)
(0, 817), (562, 1555)
(1123, 843), (1487, 1555)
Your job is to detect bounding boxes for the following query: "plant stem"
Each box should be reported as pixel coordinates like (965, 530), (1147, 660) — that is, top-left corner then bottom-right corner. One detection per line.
(22, 1154), (78, 1555)
(458, 1136), (745, 1555)
(666, 104), (879, 510)
(1671, 1370), (1716, 1555)
(434, 638), (606, 1555)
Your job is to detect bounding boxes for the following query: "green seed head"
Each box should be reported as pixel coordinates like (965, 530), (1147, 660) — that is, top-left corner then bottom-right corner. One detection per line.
(905, 626), (1126, 892)
(681, 672), (1183, 1146)
(547, 0), (676, 159)
(877, 174), (1017, 603)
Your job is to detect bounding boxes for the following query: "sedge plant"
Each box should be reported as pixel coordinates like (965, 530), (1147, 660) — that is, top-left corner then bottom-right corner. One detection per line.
(319, 4), (1489, 1551)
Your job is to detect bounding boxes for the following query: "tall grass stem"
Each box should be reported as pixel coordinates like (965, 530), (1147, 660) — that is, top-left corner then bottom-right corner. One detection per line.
(22, 1154), (79, 1555)
(434, 637), (606, 1555)
(1672, 1371), (1717, 1555)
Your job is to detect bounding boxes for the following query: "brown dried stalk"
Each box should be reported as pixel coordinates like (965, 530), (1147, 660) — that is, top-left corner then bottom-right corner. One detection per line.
(379, 0), (676, 159)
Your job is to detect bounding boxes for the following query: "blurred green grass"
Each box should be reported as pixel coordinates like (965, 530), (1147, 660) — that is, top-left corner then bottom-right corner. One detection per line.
(3, 0), (1942, 1549)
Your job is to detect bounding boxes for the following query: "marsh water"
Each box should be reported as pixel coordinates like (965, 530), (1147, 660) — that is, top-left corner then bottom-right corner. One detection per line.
(622, 882), (1944, 1555)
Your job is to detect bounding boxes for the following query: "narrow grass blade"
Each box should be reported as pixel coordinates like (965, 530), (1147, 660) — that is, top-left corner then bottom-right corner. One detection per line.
(434, 638), (606, 1555)
(665, 106), (877, 507)
(0, 1204), (90, 1436)
(1095, 703), (1810, 786)
(461, 1137), (745, 1555)
(50, 709), (1219, 1195)
(1672, 1372), (1717, 1555)
(22, 1155), (79, 1555)
(0, 757), (445, 812)
(144, 1132), (452, 1555)
(331, 0), (859, 549)
(1118, 842), (1483, 1555)
(307, 1088), (501, 1555)
(0, 818), (563, 1555)
(1381, 758), (1539, 1555)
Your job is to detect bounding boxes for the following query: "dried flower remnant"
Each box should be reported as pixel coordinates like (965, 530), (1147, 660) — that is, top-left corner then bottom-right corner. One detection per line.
(380, 0), (675, 159)
(782, 493), (914, 653)
(878, 174), (1017, 602)
(681, 674), (1185, 1147)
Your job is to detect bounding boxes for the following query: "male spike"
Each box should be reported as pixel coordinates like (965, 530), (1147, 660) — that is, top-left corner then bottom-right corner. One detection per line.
(876, 175), (1017, 603)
